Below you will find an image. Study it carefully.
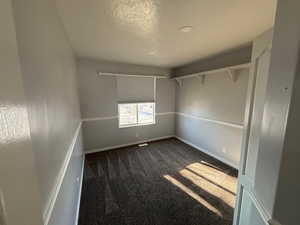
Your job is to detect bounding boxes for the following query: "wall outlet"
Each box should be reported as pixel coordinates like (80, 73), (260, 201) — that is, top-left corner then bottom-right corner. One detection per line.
(222, 147), (227, 153)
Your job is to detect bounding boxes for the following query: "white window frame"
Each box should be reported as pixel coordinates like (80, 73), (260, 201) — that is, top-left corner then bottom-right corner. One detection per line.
(118, 102), (156, 128)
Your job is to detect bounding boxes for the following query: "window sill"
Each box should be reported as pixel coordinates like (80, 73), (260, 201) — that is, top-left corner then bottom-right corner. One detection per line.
(119, 122), (156, 129)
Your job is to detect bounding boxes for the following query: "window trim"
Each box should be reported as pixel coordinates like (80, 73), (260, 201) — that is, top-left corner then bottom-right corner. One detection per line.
(118, 102), (156, 128)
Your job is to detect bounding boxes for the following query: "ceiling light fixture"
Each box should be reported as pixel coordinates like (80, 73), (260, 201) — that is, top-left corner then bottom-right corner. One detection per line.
(179, 26), (193, 33)
(148, 51), (156, 55)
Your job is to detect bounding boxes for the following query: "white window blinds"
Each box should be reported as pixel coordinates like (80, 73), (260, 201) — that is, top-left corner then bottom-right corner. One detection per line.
(116, 76), (155, 103)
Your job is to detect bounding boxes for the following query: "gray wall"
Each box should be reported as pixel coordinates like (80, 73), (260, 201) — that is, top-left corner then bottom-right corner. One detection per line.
(0, 0), (43, 224)
(10, 0), (83, 224)
(172, 45), (252, 77)
(175, 69), (249, 168)
(273, 56), (300, 224)
(78, 59), (175, 151)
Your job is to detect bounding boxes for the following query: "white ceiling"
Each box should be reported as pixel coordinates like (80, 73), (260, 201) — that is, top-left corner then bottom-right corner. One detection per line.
(56, 0), (277, 68)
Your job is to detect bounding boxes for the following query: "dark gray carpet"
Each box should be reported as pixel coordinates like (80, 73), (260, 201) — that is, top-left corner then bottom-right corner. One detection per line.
(79, 138), (238, 225)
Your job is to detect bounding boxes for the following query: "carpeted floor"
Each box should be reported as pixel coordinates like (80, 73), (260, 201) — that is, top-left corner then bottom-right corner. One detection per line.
(79, 138), (238, 225)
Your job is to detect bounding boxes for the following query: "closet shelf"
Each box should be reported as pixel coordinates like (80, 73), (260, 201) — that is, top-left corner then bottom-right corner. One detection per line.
(173, 63), (251, 86)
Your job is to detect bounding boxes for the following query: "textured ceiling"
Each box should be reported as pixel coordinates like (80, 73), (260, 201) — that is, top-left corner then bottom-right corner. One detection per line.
(56, 0), (277, 67)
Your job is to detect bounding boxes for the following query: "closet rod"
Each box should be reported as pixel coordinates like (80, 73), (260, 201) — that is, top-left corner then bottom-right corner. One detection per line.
(97, 71), (169, 78)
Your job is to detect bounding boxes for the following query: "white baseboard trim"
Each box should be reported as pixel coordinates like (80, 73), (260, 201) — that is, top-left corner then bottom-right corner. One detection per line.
(174, 136), (239, 169)
(85, 135), (175, 154)
(75, 154), (85, 225)
(85, 135), (238, 170)
(43, 122), (82, 225)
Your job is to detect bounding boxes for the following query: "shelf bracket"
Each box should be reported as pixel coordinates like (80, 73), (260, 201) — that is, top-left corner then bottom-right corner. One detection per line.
(227, 69), (239, 82)
(197, 75), (206, 85)
(175, 78), (183, 87)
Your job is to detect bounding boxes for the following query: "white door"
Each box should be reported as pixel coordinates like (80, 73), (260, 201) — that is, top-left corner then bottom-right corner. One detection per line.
(233, 30), (274, 225)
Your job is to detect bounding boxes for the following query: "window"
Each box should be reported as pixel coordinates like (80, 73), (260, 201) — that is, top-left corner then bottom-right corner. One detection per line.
(118, 102), (155, 128)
